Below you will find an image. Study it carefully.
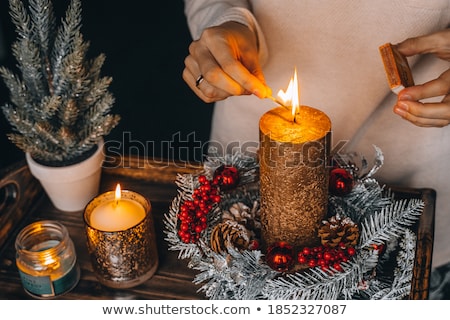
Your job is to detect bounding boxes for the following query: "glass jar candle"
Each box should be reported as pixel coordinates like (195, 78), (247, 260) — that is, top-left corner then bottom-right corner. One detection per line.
(15, 220), (80, 298)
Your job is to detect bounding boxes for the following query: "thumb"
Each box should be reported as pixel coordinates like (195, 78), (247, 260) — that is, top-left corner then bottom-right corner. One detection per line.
(396, 35), (431, 57)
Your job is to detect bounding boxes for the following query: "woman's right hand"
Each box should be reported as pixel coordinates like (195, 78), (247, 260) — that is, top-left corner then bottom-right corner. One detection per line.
(182, 21), (271, 103)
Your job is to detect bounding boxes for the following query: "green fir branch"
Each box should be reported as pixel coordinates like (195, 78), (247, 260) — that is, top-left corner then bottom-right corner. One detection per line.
(51, 0), (82, 93)
(29, 0), (55, 57)
(264, 262), (360, 300)
(8, 0), (32, 40)
(83, 113), (120, 139)
(369, 230), (416, 299)
(2, 105), (35, 138)
(59, 98), (78, 127)
(359, 198), (424, 249)
(85, 54), (106, 86)
(39, 95), (60, 120)
(12, 39), (47, 101)
(192, 245), (276, 300)
(82, 91), (115, 125)
(57, 32), (91, 100)
(82, 75), (111, 109)
(328, 180), (392, 224)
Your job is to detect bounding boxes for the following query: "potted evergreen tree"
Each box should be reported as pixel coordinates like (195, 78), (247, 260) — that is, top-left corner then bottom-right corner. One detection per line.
(0, 0), (120, 211)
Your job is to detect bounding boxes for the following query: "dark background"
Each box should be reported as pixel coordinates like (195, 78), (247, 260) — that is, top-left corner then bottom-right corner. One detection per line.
(0, 0), (213, 169)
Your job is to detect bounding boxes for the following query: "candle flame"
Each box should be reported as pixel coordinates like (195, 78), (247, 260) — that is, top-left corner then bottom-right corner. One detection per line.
(115, 184), (121, 203)
(43, 255), (57, 266)
(277, 67), (300, 117)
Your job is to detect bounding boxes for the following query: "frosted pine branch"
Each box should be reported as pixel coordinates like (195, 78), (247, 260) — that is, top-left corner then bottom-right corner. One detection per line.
(359, 198), (424, 249)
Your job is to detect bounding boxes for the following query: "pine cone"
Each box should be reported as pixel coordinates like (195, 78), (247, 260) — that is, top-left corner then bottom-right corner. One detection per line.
(210, 220), (250, 254)
(221, 201), (261, 232)
(318, 214), (359, 248)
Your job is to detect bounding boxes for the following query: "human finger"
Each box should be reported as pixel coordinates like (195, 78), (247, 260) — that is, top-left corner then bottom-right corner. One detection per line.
(188, 37), (249, 97)
(182, 65), (233, 103)
(396, 29), (450, 60)
(394, 99), (450, 127)
(201, 23), (270, 98)
(398, 69), (450, 101)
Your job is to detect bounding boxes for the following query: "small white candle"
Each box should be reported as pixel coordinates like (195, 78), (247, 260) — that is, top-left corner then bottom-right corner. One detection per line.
(90, 184), (146, 232)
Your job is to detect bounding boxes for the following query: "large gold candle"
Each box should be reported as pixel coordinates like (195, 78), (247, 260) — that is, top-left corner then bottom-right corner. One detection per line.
(259, 105), (331, 249)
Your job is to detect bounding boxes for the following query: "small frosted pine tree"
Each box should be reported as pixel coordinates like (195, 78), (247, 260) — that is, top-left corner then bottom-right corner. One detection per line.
(0, 0), (120, 166)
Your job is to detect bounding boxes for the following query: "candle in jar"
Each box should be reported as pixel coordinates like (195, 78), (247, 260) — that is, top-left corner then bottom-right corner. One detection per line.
(15, 220), (80, 298)
(259, 69), (331, 249)
(89, 184), (146, 231)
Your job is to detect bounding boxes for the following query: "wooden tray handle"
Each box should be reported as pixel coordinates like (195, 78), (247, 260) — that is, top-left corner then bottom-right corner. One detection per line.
(0, 160), (43, 250)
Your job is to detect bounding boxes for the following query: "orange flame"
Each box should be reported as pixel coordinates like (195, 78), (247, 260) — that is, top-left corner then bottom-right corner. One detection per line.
(277, 67), (300, 117)
(115, 183), (121, 202)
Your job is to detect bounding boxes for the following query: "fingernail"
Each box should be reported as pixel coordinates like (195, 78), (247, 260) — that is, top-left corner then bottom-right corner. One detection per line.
(254, 87), (271, 99)
(253, 89), (264, 99)
(394, 102), (408, 117)
(397, 101), (409, 111)
(399, 94), (413, 101)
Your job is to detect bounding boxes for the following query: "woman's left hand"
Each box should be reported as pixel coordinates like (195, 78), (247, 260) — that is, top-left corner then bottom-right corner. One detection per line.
(393, 29), (450, 127)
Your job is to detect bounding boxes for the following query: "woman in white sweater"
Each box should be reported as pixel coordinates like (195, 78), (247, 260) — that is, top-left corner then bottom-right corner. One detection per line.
(182, 0), (450, 268)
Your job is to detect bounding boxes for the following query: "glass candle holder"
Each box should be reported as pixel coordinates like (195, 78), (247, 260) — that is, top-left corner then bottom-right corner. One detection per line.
(84, 188), (158, 288)
(15, 220), (80, 298)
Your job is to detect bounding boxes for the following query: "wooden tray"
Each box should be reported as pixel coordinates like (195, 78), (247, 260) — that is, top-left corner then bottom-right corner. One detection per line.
(0, 155), (435, 299)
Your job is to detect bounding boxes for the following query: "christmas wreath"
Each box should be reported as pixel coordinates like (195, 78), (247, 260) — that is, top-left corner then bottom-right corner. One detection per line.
(164, 146), (424, 299)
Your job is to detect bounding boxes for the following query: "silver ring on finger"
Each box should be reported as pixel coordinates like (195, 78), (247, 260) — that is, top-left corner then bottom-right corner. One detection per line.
(195, 75), (204, 88)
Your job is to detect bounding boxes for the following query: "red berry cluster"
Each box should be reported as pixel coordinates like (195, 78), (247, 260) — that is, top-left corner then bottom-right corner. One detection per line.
(177, 175), (221, 243)
(297, 244), (356, 272)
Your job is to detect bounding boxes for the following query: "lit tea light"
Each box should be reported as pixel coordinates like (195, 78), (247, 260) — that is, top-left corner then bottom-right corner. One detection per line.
(89, 184), (146, 232)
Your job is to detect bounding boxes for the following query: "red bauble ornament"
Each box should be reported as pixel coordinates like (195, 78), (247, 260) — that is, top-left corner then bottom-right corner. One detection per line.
(266, 241), (294, 272)
(329, 167), (354, 196)
(213, 165), (240, 190)
(371, 243), (386, 255)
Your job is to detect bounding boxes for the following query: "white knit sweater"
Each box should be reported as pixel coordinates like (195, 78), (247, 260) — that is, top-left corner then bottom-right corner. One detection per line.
(184, 0), (450, 267)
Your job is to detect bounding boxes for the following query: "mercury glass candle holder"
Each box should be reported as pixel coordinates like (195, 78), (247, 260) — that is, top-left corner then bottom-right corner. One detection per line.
(84, 190), (158, 288)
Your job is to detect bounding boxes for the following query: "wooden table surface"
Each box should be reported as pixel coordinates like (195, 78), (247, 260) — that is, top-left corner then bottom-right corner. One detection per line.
(0, 155), (436, 299)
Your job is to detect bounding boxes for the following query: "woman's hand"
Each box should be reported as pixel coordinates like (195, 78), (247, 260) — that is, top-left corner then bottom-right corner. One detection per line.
(393, 29), (450, 127)
(182, 21), (271, 103)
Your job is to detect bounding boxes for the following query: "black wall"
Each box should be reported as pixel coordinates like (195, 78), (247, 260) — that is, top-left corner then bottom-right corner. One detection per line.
(0, 0), (213, 169)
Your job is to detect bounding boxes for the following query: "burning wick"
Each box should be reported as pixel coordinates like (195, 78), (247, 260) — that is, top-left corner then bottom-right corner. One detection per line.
(115, 184), (121, 206)
(277, 68), (299, 122)
(267, 96), (298, 123)
(274, 68), (300, 123)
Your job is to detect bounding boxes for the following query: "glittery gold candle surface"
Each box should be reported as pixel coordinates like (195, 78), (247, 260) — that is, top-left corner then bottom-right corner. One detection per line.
(84, 190), (158, 289)
(259, 106), (331, 248)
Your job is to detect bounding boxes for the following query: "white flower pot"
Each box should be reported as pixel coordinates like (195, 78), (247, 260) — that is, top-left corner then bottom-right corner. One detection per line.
(26, 140), (105, 212)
